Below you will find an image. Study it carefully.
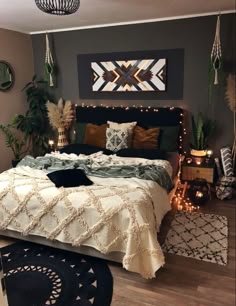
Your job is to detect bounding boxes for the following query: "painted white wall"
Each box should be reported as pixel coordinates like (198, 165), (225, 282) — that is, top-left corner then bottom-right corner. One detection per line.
(0, 28), (34, 173)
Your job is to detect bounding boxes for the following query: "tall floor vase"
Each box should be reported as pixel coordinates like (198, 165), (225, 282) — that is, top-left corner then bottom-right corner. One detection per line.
(57, 127), (68, 148)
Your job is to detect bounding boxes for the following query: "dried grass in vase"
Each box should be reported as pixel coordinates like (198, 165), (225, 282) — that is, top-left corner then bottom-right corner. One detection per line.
(47, 98), (74, 148)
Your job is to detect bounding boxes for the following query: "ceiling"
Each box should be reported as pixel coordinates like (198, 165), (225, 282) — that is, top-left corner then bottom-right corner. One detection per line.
(0, 0), (235, 34)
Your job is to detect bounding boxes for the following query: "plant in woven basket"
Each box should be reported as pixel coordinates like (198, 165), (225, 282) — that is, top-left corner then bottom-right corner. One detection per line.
(225, 73), (236, 167)
(47, 98), (74, 148)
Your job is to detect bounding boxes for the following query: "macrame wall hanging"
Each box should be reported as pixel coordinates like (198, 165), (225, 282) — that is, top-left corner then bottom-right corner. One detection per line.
(45, 33), (56, 87)
(211, 15), (222, 85)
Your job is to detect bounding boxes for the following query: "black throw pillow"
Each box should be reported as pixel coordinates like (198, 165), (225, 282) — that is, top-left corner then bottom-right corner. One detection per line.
(59, 143), (113, 155)
(47, 169), (93, 188)
(116, 148), (166, 160)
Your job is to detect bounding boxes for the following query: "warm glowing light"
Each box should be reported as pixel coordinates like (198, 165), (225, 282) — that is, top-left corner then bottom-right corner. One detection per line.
(196, 191), (204, 198)
(48, 139), (54, 146)
(206, 150), (213, 157)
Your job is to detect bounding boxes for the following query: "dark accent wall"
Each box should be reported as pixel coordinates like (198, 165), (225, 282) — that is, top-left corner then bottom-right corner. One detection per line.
(32, 13), (235, 155)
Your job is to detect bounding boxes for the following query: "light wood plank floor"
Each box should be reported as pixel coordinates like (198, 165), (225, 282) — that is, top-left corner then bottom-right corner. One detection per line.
(0, 196), (235, 306)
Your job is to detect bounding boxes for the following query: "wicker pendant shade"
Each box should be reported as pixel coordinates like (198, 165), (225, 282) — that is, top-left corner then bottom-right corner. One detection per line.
(35, 0), (80, 16)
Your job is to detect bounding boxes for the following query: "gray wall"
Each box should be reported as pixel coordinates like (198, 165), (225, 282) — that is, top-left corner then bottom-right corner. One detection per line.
(32, 14), (235, 155)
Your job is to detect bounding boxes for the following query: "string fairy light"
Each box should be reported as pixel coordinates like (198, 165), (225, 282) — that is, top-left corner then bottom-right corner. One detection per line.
(75, 104), (186, 153)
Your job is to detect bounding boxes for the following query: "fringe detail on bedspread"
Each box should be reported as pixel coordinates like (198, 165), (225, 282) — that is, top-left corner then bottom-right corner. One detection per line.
(0, 167), (167, 278)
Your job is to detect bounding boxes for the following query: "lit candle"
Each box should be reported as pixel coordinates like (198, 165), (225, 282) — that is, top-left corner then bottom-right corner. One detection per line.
(48, 139), (54, 150)
(206, 150), (213, 158)
(196, 191), (203, 198)
(196, 160), (201, 165)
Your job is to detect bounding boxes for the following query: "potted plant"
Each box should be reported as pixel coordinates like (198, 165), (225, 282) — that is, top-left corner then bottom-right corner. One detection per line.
(14, 75), (53, 157)
(190, 112), (216, 157)
(0, 123), (28, 167)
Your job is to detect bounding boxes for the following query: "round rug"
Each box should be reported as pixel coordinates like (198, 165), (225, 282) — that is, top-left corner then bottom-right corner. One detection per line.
(0, 242), (113, 306)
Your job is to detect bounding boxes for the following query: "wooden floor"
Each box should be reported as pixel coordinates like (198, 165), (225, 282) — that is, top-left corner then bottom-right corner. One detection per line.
(0, 196), (235, 306)
(109, 196), (236, 306)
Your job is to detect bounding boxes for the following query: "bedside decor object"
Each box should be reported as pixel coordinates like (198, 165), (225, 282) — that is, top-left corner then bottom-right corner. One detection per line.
(35, 0), (80, 16)
(187, 178), (210, 205)
(181, 157), (215, 184)
(190, 112), (215, 157)
(47, 98), (74, 148)
(0, 61), (14, 91)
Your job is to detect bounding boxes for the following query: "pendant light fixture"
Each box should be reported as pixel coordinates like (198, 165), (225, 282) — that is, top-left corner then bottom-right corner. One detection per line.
(35, 0), (80, 16)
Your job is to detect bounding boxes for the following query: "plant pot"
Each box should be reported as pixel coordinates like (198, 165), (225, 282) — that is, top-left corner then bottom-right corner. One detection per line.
(190, 149), (207, 157)
(57, 127), (68, 148)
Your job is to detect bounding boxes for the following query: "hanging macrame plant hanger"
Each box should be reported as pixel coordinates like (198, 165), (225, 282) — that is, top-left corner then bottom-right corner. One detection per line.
(45, 33), (55, 87)
(211, 14), (222, 85)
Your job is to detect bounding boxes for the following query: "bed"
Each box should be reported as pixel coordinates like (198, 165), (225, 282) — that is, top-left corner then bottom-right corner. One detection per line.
(0, 106), (183, 279)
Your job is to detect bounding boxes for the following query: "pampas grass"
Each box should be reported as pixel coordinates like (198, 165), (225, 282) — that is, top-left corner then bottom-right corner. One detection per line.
(47, 98), (74, 130)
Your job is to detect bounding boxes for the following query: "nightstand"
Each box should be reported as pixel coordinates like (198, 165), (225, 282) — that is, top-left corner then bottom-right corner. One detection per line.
(181, 158), (216, 184)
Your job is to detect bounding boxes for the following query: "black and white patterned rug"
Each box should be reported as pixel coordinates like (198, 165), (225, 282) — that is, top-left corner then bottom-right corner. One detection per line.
(162, 211), (228, 265)
(0, 242), (113, 306)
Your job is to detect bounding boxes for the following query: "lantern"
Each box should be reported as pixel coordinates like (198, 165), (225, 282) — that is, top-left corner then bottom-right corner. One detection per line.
(187, 178), (210, 205)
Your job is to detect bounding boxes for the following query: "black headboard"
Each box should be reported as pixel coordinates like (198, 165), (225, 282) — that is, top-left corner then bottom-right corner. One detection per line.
(75, 106), (184, 152)
(76, 106), (183, 126)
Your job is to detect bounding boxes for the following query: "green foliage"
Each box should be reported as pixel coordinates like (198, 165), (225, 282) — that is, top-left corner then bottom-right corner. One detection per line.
(14, 75), (53, 157)
(191, 112), (216, 150)
(0, 123), (27, 160)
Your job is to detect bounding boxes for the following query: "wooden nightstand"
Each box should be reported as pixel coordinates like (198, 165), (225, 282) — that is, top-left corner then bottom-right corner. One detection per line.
(181, 158), (216, 184)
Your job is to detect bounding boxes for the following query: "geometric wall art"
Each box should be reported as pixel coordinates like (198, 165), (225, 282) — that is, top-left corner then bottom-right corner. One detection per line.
(91, 59), (167, 92)
(77, 49), (184, 100)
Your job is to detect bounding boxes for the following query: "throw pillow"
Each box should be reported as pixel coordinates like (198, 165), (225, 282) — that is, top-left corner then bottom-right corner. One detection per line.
(47, 169), (93, 188)
(106, 128), (129, 152)
(107, 121), (137, 147)
(116, 148), (166, 160)
(158, 126), (180, 152)
(84, 123), (108, 148)
(60, 144), (113, 155)
(132, 126), (160, 149)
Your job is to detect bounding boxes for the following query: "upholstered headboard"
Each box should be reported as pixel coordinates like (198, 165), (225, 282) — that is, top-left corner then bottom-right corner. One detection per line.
(75, 106), (184, 152)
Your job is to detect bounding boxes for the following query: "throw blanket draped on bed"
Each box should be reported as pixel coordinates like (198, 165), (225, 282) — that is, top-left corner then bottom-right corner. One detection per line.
(0, 153), (172, 278)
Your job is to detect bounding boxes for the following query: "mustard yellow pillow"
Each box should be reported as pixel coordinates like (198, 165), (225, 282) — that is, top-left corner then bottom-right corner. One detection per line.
(84, 123), (108, 148)
(132, 126), (160, 149)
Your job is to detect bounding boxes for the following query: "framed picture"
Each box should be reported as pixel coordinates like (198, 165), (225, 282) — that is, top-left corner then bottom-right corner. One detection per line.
(77, 49), (184, 100)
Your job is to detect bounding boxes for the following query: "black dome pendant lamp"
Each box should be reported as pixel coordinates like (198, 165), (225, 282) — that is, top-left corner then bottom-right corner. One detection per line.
(35, 0), (80, 16)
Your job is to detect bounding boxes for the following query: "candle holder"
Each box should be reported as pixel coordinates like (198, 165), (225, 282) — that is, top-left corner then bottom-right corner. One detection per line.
(187, 178), (210, 205)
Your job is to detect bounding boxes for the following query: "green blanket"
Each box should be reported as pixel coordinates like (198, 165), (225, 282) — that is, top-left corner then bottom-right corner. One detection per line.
(18, 155), (173, 193)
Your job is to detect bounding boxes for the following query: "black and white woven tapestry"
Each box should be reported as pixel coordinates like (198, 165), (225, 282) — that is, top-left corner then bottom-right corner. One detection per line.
(162, 211), (228, 265)
(0, 242), (113, 306)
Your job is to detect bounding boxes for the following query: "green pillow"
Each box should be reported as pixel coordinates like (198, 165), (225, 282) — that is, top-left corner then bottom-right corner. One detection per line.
(72, 122), (87, 144)
(159, 126), (180, 151)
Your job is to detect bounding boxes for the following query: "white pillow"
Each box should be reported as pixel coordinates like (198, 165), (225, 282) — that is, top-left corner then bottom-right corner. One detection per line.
(106, 128), (129, 152)
(107, 121), (137, 129)
(107, 121), (137, 147)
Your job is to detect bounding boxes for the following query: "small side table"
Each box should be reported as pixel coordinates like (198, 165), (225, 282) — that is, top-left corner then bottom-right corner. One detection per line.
(181, 158), (216, 184)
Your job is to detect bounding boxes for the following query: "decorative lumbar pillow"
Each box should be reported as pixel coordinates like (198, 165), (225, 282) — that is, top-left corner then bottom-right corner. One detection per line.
(106, 128), (129, 152)
(107, 121), (137, 146)
(84, 123), (108, 148)
(132, 126), (160, 149)
(59, 144), (113, 155)
(47, 169), (93, 188)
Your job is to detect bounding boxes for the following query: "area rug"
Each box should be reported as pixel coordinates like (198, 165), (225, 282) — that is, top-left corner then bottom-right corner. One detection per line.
(0, 241), (113, 306)
(162, 211), (228, 265)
